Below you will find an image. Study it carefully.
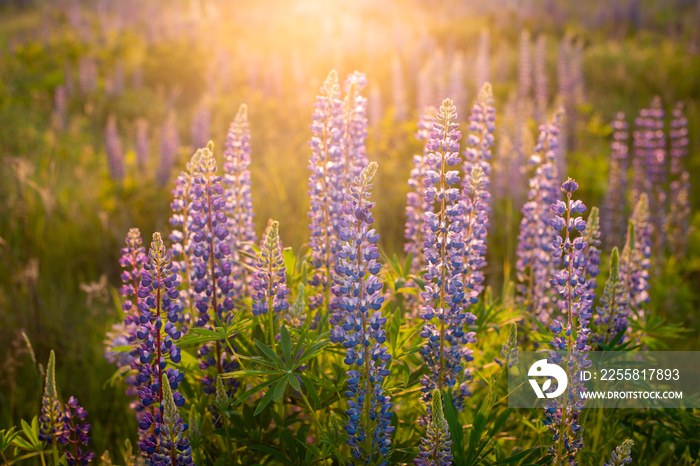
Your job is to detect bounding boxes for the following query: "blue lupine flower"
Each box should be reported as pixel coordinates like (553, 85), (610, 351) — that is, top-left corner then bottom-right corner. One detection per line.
(59, 397), (95, 465)
(330, 162), (393, 464)
(603, 439), (634, 466)
(39, 350), (64, 444)
(622, 194), (651, 319)
(188, 144), (238, 395)
(419, 99), (472, 403)
(307, 70), (344, 314)
(516, 111), (563, 322)
(152, 375), (193, 466)
(223, 104), (256, 300)
(667, 102), (691, 258)
(583, 207), (601, 304)
(414, 390), (453, 466)
(342, 72), (369, 187)
(601, 112), (629, 249)
(545, 178), (590, 465)
(404, 107), (436, 274)
(593, 247), (629, 345)
(252, 220), (290, 317)
(135, 233), (186, 453)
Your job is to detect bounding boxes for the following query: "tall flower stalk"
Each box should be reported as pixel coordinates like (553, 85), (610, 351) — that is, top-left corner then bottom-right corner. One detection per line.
(593, 247), (629, 345)
(223, 104), (256, 300)
(414, 390), (452, 466)
(602, 112), (629, 249)
(190, 144), (237, 395)
(545, 178), (590, 465)
(419, 99), (469, 402)
(516, 111), (563, 321)
(666, 102), (692, 259)
(330, 162), (393, 464)
(39, 350), (64, 444)
(621, 195), (651, 321)
(308, 70), (344, 318)
(135, 233), (186, 456)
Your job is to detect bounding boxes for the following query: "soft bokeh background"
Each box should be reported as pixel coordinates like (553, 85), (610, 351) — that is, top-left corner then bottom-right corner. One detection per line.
(1, 0), (699, 461)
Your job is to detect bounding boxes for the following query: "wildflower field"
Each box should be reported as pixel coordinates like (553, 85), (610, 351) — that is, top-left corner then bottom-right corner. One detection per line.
(1, 0), (699, 465)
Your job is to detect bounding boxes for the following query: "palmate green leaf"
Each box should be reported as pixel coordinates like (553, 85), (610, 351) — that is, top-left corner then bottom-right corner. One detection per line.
(254, 339), (286, 367)
(235, 355), (280, 370)
(231, 375), (283, 405)
(0, 427), (20, 454)
(177, 327), (227, 347)
(255, 384), (278, 415)
(13, 417), (44, 453)
(280, 325), (292, 365)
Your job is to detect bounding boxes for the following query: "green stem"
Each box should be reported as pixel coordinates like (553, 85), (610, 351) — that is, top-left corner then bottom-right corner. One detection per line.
(300, 391), (322, 434)
(51, 443), (58, 466)
(39, 450), (47, 466)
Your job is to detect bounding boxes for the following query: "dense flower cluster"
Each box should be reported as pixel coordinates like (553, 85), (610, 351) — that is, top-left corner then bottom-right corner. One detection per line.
(666, 102), (692, 258)
(404, 108), (437, 273)
(223, 104), (256, 300)
(545, 178), (590, 465)
(516, 111), (563, 321)
(414, 390), (452, 466)
(330, 162), (393, 464)
(342, 72), (369, 187)
(60, 397), (95, 465)
(189, 145), (238, 395)
(307, 70), (344, 313)
(603, 439), (634, 466)
(622, 195), (651, 317)
(419, 99), (472, 403)
(39, 350), (64, 444)
(152, 376), (193, 466)
(252, 220), (290, 318)
(135, 233), (186, 453)
(602, 112), (629, 248)
(593, 247), (629, 344)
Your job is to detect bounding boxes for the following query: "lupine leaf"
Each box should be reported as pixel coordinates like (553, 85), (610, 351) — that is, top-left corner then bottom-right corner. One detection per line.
(255, 386), (278, 415)
(254, 339), (286, 367)
(280, 325), (292, 365)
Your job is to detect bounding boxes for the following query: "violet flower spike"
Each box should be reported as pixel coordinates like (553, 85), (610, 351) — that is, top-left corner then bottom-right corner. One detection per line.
(223, 104), (257, 300)
(593, 247), (629, 345)
(251, 220), (290, 318)
(59, 397), (95, 466)
(39, 350), (64, 444)
(330, 162), (393, 464)
(414, 390), (453, 466)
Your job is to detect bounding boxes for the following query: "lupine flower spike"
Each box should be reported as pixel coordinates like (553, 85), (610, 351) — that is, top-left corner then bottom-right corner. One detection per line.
(516, 111), (563, 321)
(419, 99), (472, 405)
(602, 112), (629, 248)
(135, 233), (186, 454)
(153, 375), (193, 466)
(329, 162), (393, 464)
(223, 104), (256, 300)
(60, 397), (95, 465)
(623, 194), (651, 318)
(39, 350), (64, 443)
(252, 220), (290, 342)
(308, 70), (344, 318)
(593, 247), (629, 345)
(603, 439), (634, 466)
(189, 144), (238, 395)
(666, 102), (692, 259)
(545, 178), (590, 465)
(414, 390), (453, 466)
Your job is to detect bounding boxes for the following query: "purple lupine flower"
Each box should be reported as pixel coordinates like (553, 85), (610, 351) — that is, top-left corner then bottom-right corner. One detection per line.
(419, 99), (472, 403)
(534, 35), (548, 123)
(583, 207), (601, 303)
(330, 162), (393, 464)
(59, 397), (95, 465)
(621, 195), (651, 320)
(252, 220), (290, 317)
(190, 100), (211, 150)
(157, 111), (180, 187)
(545, 178), (590, 465)
(169, 151), (203, 328)
(462, 82), (495, 218)
(134, 233), (186, 455)
(223, 104), (256, 300)
(39, 350), (64, 444)
(603, 438), (634, 466)
(515, 111), (563, 321)
(189, 145), (238, 395)
(391, 56), (407, 121)
(135, 118), (150, 171)
(307, 70), (344, 315)
(666, 102), (692, 259)
(105, 115), (125, 181)
(474, 29), (490, 90)
(404, 108), (437, 274)
(342, 72), (369, 192)
(518, 30), (532, 101)
(593, 247), (629, 345)
(644, 97), (667, 261)
(602, 112), (629, 249)
(414, 390), (452, 466)
(153, 375), (193, 466)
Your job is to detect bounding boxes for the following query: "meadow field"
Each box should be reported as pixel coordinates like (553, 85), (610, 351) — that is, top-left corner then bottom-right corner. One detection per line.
(0, 0), (699, 465)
